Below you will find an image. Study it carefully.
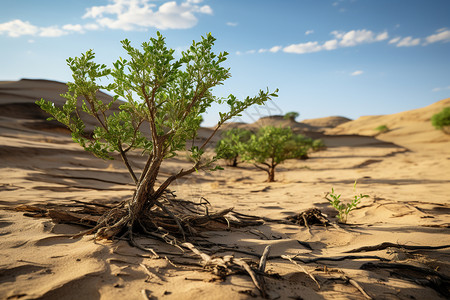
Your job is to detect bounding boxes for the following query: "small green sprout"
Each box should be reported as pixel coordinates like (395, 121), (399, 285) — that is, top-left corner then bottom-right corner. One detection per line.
(325, 182), (369, 223)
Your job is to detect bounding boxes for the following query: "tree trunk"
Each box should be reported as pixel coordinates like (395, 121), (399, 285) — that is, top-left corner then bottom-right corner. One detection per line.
(128, 157), (162, 222)
(232, 156), (238, 167)
(267, 166), (275, 182)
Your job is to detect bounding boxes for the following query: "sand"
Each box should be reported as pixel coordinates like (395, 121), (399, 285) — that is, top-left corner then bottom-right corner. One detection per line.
(1, 79), (449, 299)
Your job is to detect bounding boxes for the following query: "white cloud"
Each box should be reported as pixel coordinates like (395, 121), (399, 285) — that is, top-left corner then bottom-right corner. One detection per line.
(322, 39), (338, 50)
(284, 41), (322, 54)
(388, 37), (401, 44)
(424, 28), (450, 45)
(226, 22), (238, 27)
(351, 70), (363, 76)
(62, 24), (85, 32)
(0, 19), (100, 38)
(333, 29), (388, 47)
(83, 0), (213, 30)
(376, 31), (389, 41)
(39, 26), (68, 37)
(284, 29), (387, 54)
(432, 85), (450, 92)
(396, 36), (421, 47)
(0, 19), (38, 37)
(269, 46), (282, 53)
(0, 1), (211, 39)
(305, 30), (314, 35)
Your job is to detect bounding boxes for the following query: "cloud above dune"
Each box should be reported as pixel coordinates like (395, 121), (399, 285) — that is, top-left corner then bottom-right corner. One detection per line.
(243, 27), (450, 56)
(389, 28), (450, 47)
(82, 0), (213, 30)
(424, 28), (450, 45)
(351, 70), (364, 76)
(389, 36), (421, 47)
(0, 0), (211, 38)
(0, 19), (98, 37)
(256, 29), (389, 55)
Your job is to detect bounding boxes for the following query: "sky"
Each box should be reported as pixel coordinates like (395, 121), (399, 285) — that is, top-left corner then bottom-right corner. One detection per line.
(1, 0), (449, 126)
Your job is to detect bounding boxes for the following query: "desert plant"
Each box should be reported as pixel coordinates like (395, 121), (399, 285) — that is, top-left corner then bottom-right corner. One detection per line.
(215, 128), (252, 167)
(375, 125), (389, 134)
(325, 182), (369, 223)
(36, 32), (278, 240)
(284, 111), (299, 121)
(431, 107), (450, 134)
(311, 139), (326, 151)
(241, 126), (316, 182)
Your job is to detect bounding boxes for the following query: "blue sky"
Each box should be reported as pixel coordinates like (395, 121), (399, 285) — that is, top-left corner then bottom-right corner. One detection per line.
(1, 0), (449, 126)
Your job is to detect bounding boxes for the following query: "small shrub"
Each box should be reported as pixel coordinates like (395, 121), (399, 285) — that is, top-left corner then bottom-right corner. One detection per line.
(311, 139), (326, 151)
(325, 182), (369, 223)
(375, 125), (389, 134)
(284, 111), (299, 121)
(431, 107), (450, 134)
(215, 128), (252, 167)
(241, 126), (320, 182)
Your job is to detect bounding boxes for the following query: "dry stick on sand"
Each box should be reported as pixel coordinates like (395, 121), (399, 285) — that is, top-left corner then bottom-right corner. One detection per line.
(183, 242), (270, 298)
(281, 255), (321, 289)
(341, 274), (372, 300)
(345, 242), (450, 253)
(258, 245), (271, 272)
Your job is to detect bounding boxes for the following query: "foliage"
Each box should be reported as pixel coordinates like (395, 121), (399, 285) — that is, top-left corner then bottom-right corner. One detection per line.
(375, 125), (389, 134)
(215, 128), (252, 166)
(311, 139), (326, 151)
(284, 111), (299, 121)
(431, 107), (450, 134)
(325, 182), (369, 223)
(36, 32), (278, 239)
(241, 126), (319, 182)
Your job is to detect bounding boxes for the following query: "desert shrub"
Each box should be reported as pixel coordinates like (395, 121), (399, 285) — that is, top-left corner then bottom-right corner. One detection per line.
(375, 125), (389, 134)
(431, 107), (450, 134)
(36, 32), (278, 239)
(215, 128), (252, 167)
(241, 126), (318, 182)
(325, 182), (369, 223)
(284, 111), (299, 121)
(311, 139), (326, 151)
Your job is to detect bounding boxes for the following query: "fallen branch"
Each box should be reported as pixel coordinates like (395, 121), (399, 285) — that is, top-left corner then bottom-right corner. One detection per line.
(258, 245), (271, 272)
(300, 255), (390, 264)
(234, 257), (268, 298)
(281, 255), (320, 289)
(341, 274), (372, 299)
(346, 242), (450, 253)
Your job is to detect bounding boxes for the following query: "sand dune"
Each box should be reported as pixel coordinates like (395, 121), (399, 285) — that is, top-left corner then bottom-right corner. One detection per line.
(1, 79), (449, 299)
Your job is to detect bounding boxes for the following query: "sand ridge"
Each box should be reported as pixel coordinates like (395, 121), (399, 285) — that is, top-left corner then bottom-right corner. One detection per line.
(1, 79), (449, 299)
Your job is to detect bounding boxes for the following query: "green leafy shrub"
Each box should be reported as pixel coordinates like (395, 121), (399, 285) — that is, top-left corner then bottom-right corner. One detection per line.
(215, 128), (252, 167)
(325, 182), (369, 223)
(375, 125), (389, 134)
(284, 111), (299, 121)
(431, 107), (450, 134)
(36, 32), (278, 239)
(241, 126), (319, 182)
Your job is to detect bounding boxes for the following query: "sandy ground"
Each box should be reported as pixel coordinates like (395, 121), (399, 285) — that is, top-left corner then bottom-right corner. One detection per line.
(1, 79), (449, 299)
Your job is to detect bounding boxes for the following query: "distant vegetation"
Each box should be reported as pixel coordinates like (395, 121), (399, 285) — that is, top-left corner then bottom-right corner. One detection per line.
(431, 107), (450, 134)
(215, 128), (251, 167)
(283, 111), (299, 121)
(374, 124), (389, 134)
(217, 126), (325, 182)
